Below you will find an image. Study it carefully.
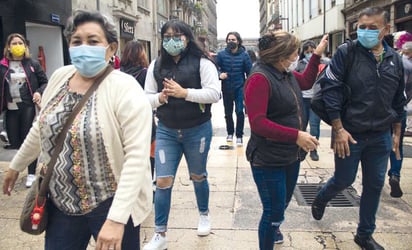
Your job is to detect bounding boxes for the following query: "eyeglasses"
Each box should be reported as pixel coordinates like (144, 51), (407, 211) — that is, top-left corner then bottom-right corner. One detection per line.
(163, 33), (183, 42)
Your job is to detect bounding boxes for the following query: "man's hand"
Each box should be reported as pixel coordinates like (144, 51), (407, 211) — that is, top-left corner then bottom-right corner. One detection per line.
(333, 128), (357, 158)
(219, 72), (228, 80)
(392, 123), (401, 160)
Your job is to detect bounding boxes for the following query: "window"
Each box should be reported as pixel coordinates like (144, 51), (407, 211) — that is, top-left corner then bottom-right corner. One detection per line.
(157, 0), (167, 15)
(138, 0), (149, 9)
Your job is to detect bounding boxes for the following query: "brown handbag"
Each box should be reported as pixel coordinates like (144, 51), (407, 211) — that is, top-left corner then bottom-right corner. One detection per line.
(19, 66), (113, 235)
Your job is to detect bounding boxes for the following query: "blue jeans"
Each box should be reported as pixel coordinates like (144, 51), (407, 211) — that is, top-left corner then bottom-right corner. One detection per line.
(222, 87), (244, 138)
(302, 98), (321, 139)
(154, 120), (212, 233)
(45, 198), (140, 250)
(389, 110), (407, 177)
(316, 130), (391, 237)
(251, 161), (300, 250)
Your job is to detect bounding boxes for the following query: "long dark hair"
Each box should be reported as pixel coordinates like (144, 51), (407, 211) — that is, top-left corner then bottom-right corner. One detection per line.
(299, 40), (316, 60)
(120, 40), (149, 68)
(159, 20), (207, 66)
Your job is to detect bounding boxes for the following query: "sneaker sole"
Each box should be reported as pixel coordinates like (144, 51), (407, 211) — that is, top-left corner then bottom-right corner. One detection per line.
(197, 230), (211, 236)
(275, 239), (284, 244)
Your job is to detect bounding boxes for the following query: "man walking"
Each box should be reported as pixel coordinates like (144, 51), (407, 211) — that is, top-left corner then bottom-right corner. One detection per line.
(216, 32), (252, 146)
(311, 7), (405, 250)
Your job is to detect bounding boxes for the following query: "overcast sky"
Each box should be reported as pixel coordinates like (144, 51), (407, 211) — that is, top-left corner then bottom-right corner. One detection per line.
(216, 0), (260, 39)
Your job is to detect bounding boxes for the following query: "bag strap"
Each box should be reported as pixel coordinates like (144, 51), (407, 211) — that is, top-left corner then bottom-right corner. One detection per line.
(38, 66), (114, 196)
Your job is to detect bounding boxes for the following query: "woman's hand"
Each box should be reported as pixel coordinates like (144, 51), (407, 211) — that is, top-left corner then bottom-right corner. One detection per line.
(2, 169), (19, 196)
(32, 92), (42, 106)
(296, 131), (319, 153)
(314, 34), (329, 56)
(95, 219), (124, 250)
(163, 78), (188, 99)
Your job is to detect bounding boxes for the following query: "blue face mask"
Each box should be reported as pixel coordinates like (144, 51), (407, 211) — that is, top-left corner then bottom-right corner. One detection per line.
(163, 38), (185, 56)
(69, 45), (108, 77)
(305, 53), (312, 60)
(357, 28), (381, 49)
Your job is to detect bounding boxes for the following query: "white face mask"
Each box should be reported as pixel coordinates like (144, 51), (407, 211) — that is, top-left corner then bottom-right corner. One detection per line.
(285, 56), (299, 72)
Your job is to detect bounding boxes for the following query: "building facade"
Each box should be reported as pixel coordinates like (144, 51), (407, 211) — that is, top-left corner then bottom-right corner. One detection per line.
(260, 0), (411, 55)
(0, 0), (72, 78)
(0, 0), (217, 72)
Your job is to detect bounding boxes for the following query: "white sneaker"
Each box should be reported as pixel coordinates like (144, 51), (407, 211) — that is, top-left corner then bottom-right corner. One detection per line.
(226, 134), (233, 142)
(0, 130), (8, 143)
(236, 137), (243, 147)
(197, 214), (211, 236)
(143, 233), (167, 250)
(25, 174), (36, 188)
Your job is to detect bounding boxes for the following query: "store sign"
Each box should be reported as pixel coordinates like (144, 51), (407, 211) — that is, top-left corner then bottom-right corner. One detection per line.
(50, 14), (60, 24)
(120, 18), (135, 39)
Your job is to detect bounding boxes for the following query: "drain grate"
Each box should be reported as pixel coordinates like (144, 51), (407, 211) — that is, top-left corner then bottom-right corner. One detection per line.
(294, 183), (360, 207)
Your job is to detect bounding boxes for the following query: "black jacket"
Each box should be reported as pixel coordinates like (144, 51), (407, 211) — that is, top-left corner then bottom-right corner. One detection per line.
(322, 41), (405, 134)
(246, 63), (306, 167)
(0, 57), (48, 111)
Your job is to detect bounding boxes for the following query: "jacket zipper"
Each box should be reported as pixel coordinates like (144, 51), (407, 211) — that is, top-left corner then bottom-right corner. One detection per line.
(285, 78), (303, 159)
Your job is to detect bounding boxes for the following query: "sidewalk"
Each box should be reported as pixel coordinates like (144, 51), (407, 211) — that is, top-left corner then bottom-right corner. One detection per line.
(1, 100), (412, 249)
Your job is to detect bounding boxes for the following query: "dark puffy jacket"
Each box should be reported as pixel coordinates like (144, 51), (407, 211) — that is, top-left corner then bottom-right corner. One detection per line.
(216, 46), (252, 92)
(322, 41), (405, 134)
(246, 63), (307, 167)
(0, 57), (48, 111)
(153, 52), (211, 129)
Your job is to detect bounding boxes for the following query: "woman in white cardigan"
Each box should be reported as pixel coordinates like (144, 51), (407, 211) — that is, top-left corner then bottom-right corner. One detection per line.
(2, 10), (153, 250)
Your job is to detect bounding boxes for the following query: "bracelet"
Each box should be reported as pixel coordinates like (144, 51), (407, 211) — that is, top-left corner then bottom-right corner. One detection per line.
(334, 127), (344, 134)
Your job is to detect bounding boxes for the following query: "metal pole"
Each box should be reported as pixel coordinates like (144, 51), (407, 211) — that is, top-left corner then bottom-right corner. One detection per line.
(323, 0), (326, 34)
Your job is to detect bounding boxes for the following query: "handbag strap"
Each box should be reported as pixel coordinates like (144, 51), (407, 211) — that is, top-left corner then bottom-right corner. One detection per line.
(38, 66), (114, 196)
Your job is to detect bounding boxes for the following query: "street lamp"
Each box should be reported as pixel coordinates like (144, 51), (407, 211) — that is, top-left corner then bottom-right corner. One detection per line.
(279, 15), (289, 31)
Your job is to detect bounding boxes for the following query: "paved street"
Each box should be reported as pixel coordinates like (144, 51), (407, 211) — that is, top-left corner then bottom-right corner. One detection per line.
(1, 100), (412, 249)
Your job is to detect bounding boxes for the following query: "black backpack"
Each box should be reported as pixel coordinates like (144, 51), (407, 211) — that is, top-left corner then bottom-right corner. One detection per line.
(310, 40), (356, 125)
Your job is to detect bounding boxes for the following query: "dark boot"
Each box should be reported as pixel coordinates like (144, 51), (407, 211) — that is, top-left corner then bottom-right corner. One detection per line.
(354, 235), (384, 250)
(310, 150), (319, 161)
(389, 175), (403, 198)
(311, 196), (327, 220)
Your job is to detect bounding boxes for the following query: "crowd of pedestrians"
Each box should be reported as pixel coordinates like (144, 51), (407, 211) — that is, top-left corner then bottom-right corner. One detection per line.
(1, 5), (411, 250)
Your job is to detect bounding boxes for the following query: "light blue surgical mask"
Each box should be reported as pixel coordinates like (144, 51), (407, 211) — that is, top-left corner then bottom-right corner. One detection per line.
(305, 52), (313, 60)
(69, 45), (108, 77)
(163, 38), (185, 56)
(357, 28), (381, 49)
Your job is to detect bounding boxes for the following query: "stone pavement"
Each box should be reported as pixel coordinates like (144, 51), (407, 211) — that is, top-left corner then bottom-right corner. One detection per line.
(1, 100), (412, 249)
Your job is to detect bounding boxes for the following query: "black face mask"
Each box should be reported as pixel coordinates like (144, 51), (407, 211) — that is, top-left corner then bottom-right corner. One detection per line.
(227, 42), (237, 50)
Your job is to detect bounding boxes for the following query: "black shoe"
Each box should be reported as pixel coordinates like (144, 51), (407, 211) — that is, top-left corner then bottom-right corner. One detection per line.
(310, 150), (319, 161)
(354, 235), (384, 250)
(389, 175), (403, 198)
(311, 196), (327, 220)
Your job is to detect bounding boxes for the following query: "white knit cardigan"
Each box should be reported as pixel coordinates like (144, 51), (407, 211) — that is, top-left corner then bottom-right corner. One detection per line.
(9, 65), (153, 226)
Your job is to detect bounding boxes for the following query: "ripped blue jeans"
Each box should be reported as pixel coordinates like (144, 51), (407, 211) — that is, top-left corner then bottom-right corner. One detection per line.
(154, 120), (212, 233)
(251, 161), (300, 250)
